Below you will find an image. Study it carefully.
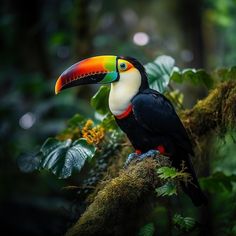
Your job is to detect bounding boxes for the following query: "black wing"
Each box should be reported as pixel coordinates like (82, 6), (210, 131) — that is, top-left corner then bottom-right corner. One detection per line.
(131, 89), (193, 155)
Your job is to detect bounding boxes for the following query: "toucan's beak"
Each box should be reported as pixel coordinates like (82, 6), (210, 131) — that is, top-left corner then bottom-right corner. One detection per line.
(55, 55), (118, 94)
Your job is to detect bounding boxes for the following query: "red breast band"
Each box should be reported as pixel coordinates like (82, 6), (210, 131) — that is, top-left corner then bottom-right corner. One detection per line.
(135, 145), (165, 155)
(156, 145), (165, 154)
(135, 149), (142, 155)
(115, 104), (133, 119)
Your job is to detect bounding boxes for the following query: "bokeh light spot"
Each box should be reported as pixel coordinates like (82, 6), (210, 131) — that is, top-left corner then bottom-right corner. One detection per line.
(180, 49), (194, 62)
(19, 112), (36, 129)
(133, 32), (150, 46)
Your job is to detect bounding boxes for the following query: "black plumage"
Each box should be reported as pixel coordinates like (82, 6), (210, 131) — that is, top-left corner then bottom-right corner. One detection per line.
(56, 55), (207, 206)
(115, 57), (207, 206)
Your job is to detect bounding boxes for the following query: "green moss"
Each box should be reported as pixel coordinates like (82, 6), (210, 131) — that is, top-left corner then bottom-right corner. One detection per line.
(66, 156), (170, 236)
(181, 81), (236, 144)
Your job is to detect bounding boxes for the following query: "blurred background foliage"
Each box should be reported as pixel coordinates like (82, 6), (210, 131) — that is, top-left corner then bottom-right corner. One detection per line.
(0, 0), (236, 235)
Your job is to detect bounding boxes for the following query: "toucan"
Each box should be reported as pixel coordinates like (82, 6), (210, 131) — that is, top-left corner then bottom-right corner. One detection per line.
(55, 55), (207, 206)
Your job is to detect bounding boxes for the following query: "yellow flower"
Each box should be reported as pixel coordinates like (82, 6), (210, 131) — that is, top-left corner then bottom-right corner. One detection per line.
(82, 120), (105, 144)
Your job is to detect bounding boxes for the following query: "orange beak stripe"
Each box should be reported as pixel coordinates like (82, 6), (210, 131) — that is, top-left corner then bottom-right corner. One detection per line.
(55, 55), (117, 94)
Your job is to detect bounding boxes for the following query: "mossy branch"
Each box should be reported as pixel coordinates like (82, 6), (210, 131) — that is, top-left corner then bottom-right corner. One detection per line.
(65, 81), (236, 236)
(66, 157), (171, 236)
(181, 81), (236, 144)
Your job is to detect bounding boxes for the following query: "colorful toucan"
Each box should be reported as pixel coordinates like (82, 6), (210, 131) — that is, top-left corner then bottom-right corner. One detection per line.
(55, 55), (207, 206)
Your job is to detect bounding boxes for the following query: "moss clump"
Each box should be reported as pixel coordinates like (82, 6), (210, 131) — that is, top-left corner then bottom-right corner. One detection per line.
(66, 156), (170, 236)
(181, 81), (236, 145)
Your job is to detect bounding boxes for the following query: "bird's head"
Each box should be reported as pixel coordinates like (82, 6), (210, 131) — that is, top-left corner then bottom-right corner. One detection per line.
(55, 55), (148, 94)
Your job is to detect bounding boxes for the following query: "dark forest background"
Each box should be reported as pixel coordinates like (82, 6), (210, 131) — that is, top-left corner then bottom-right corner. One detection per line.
(0, 0), (236, 235)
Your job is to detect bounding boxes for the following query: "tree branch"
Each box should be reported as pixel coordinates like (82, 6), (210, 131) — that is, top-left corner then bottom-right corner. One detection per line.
(66, 157), (170, 236)
(65, 81), (236, 236)
(181, 81), (236, 143)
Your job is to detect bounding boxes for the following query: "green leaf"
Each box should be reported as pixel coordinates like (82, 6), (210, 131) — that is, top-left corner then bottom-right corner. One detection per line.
(145, 55), (175, 93)
(173, 214), (196, 232)
(67, 113), (85, 128)
(91, 86), (110, 115)
(200, 171), (236, 193)
(165, 90), (184, 110)
(157, 166), (179, 179)
(17, 152), (42, 173)
(171, 69), (182, 83)
(214, 66), (236, 81)
(156, 182), (177, 196)
(171, 68), (214, 89)
(232, 224), (236, 234)
(195, 69), (214, 88)
(100, 113), (118, 130)
(40, 138), (96, 179)
(138, 223), (155, 236)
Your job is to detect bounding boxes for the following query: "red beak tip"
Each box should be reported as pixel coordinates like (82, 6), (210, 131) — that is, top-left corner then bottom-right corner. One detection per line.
(55, 77), (62, 94)
(55, 87), (61, 95)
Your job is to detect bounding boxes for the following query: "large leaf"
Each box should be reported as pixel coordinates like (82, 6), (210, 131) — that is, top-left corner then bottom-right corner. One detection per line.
(17, 151), (42, 173)
(67, 113), (85, 128)
(138, 223), (155, 236)
(145, 55), (175, 93)
(40, 138), (96, 179)
(171, 68), (214, 89)
(200, 171), (236, 193)
(156, 166), (179, 179)
(91, 86), (110, 115)
(156, 182), (177, 197)
(173, 214), (196, 232)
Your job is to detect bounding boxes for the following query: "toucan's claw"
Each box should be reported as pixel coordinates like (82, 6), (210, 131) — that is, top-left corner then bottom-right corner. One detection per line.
(139, 150), (159, 160)
(124, 153), (139, 168)
(124, 150), (160, 168)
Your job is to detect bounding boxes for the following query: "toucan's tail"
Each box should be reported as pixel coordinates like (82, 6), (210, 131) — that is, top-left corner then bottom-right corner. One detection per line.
(172, 153), (208, 207)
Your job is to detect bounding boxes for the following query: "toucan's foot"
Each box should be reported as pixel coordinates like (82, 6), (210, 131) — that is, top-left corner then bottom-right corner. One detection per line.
(139, 150), (159, 160)
(124, 150), (160, 168)
(124, 152), (139, 167)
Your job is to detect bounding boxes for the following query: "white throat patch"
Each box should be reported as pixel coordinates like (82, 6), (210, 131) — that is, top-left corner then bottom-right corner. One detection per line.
(109, 68), (141, 116)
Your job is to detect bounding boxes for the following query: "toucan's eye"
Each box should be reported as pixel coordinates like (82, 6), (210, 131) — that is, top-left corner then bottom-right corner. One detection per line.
(119, 63), (127, 71)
